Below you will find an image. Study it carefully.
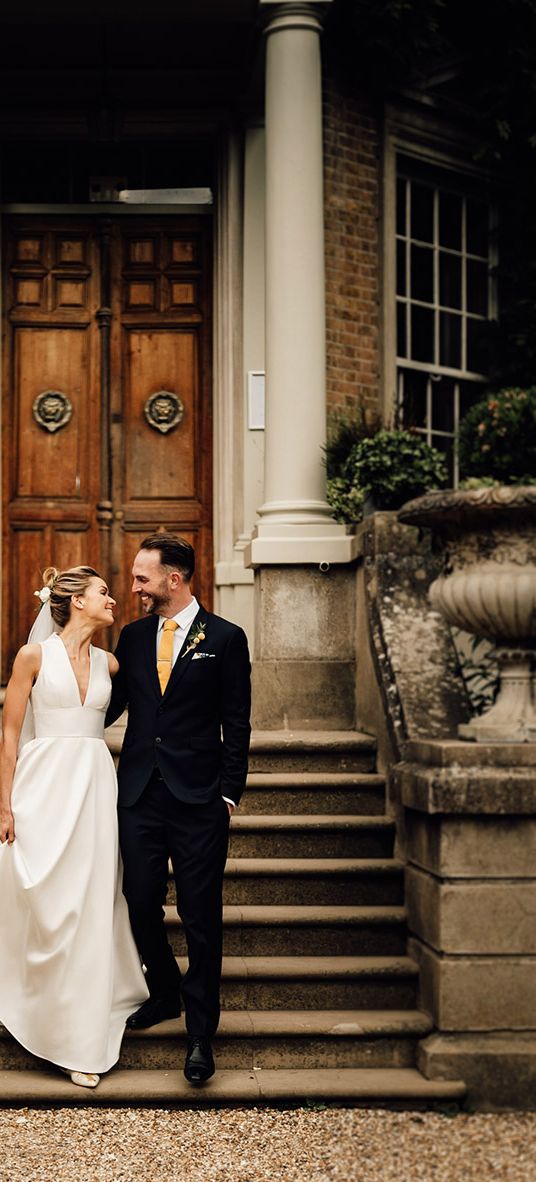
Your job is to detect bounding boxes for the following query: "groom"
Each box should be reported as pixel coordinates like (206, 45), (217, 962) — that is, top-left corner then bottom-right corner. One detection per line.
(106, 533), (251, 1083)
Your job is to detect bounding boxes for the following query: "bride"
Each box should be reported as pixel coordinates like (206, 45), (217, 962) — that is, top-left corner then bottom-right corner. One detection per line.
(0, 566), (148, 1088)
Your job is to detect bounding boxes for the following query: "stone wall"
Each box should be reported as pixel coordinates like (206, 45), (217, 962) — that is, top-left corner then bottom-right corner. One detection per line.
(354, 512), (469, 769)
(355, 512), (536, 1107)
(396, 740), (536, 1109)
(323, 64), (381, 421)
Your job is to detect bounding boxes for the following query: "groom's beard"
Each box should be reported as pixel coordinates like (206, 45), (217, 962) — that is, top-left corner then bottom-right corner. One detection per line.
(139, 584), (172, 615)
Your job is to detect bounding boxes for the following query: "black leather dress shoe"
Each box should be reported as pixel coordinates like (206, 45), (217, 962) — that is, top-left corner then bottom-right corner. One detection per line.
(126, 996), (181, 1030)
(184, 1037), (215, 1084)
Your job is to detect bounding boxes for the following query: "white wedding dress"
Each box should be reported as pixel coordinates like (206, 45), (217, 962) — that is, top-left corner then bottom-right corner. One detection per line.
(0, 633), (148, 1074)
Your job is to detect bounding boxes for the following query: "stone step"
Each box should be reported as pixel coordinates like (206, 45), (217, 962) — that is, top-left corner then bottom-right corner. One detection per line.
(227, 815), (395, 859)
(0, 1066), (467, 1107)
(242, 772), (386, 815)
(0, 1010), (433, 1072)
(122, 1009), (432, 1070)
(105, 728), (378, 777)
(179, 955), (419, 1010)
(200, 859), (405, 907)
(165, 904), (408, 956)
(248, 731), (377, 774)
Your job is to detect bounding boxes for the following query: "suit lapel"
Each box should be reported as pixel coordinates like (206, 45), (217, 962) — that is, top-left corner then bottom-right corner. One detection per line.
(163, 604), (207, 698)
(143, 615), (161, 699)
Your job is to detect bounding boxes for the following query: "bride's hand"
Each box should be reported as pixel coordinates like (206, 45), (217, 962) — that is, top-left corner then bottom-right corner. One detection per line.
(0, 808), (15, 844)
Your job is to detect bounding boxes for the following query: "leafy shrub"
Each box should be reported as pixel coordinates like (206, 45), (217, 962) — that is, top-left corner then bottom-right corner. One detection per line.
(326, 475), (366, 524)
(458, 388), (536, 484)
(324, 408), (381, 480)
(329, 429), (447, 519)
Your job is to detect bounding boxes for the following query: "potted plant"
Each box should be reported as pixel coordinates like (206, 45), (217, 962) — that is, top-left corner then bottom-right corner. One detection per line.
(325, 418), (447, 523)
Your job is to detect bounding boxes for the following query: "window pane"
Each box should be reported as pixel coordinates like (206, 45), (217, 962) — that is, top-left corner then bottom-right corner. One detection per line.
(467, 259), (488, 315)
(396, 239), (406, 295)
(432, 378), (455, 433)
(411, 183), (434, 242)
(401, 370), (428, 429)
(411, 305), (435, 362)
(397, 301), (407, 358)
(440, 252), (461, 309)
(431, 434), (454, 483)
(466, 199), (489, 257)
(397, 178), (407, 236)
(467, 318), (489, 373)
(411, 244), (433, 302)
(460, 382), (483, 420)
(440, 312), (461, 368)
(439, 192), (462, 250)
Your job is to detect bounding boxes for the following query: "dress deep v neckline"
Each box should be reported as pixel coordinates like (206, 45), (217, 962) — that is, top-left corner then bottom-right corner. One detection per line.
(56, 635), (94, 708)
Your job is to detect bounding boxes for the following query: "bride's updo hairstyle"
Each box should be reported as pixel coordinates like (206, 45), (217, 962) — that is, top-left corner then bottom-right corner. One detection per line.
(41, 566), (100, 629)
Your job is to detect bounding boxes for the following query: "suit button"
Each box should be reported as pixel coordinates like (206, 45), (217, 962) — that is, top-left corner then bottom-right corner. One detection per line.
(155, 737), (161, 743)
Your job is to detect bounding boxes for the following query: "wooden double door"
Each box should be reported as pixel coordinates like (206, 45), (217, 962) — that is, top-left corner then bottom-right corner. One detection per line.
(2, 216), (213, 680)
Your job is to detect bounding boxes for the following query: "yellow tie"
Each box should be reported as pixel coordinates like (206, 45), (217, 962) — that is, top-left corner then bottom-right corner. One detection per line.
(157, 619), (179, 694)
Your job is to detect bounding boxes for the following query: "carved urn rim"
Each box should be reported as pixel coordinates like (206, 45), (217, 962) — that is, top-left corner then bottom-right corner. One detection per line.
(398, 484), (536, 529)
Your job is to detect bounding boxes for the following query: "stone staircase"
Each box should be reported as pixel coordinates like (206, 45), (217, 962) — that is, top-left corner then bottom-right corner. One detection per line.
(0, 731), (466, 1106)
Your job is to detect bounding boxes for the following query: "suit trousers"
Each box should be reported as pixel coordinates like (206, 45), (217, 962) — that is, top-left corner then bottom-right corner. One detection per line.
(118, 771), (230, 1037)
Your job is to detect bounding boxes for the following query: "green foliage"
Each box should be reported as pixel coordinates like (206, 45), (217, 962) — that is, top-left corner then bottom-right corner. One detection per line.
(345, 430), (447, 510)
(458, 387), (536, 483)
(326, 475), (366, 523)
(326, 428), (447, 520)
(452, 629), (499, 716)
(324, 408), (381, 479)
(458, 477), (502, 490)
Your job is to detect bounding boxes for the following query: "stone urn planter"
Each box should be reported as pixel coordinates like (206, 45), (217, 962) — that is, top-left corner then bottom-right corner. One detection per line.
(398, 485), (536, 742)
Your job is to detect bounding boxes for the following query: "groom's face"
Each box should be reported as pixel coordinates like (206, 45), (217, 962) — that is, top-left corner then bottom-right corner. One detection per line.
(131, 549), (173, 615)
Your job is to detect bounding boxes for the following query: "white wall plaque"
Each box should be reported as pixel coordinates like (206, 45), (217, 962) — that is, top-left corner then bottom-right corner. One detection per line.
(247, 371), (265, 430)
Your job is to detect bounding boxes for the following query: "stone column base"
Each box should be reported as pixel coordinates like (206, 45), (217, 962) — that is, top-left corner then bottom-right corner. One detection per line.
(251, 564), (356, 730)
(418, 1033), (536, 1111)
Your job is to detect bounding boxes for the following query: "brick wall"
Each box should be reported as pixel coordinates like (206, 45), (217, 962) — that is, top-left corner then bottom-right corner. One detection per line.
(323, 66), (382, 423)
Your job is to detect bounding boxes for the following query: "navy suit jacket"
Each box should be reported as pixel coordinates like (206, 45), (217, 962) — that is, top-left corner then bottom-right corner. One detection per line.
(105, 605), (251, 808)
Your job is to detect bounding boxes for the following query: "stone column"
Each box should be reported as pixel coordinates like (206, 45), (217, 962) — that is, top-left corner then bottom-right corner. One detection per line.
(246, 0), (357, 730)
(246, 0), (355, 566)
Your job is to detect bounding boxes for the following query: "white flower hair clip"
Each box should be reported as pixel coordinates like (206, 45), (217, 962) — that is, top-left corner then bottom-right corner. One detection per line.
(34, 586), (51, 604)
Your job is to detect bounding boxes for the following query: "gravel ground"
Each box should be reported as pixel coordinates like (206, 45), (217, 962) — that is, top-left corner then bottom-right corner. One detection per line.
(0, 1107), (534, 1182)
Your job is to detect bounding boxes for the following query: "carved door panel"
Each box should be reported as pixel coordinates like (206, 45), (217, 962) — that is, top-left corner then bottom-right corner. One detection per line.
(2, 217), (212, 679)
(2, 221), (102, 679)
(109, 220), (213, 638)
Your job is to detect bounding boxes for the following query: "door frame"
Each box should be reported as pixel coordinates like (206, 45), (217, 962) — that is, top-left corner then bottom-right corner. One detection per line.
(0, 130), (249, 678)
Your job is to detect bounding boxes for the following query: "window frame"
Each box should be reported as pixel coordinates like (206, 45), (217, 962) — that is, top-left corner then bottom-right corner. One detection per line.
(382, 107), (498, 483)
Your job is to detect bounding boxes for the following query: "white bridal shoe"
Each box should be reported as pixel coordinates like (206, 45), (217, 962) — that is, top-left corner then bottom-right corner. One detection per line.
(60, 1067), (100, 1088)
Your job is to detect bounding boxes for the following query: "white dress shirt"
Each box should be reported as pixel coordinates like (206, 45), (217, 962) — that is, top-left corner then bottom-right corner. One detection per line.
(156, 597), (200, 665)
(156, 599), (235, 809)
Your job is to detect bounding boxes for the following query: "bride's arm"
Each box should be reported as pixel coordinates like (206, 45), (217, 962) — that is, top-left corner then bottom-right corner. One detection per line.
(0, 644), (41, 844)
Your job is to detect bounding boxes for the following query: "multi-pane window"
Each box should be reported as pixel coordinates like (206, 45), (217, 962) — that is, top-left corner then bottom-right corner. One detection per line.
(396, 155), (495, 482)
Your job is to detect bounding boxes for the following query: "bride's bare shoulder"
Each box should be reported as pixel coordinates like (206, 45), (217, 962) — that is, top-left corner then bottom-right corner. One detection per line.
(12, 643), (42, 677)
(17, 642), (42, 664)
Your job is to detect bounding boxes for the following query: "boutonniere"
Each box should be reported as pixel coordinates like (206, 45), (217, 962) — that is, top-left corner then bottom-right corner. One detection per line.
(182, 620), (207, 658)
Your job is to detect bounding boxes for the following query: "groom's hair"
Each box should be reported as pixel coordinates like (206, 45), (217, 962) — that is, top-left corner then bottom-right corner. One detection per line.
(139, 533), (195, 583)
